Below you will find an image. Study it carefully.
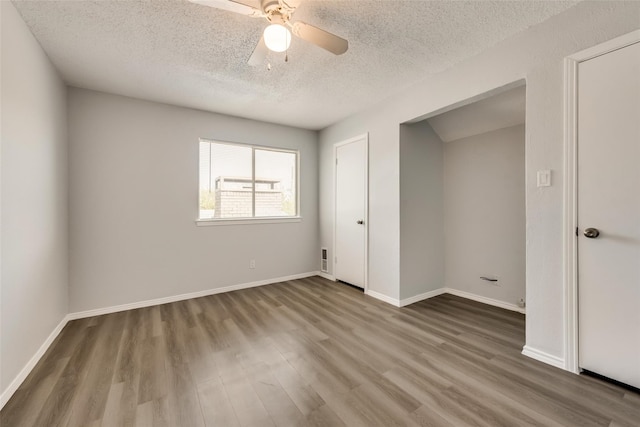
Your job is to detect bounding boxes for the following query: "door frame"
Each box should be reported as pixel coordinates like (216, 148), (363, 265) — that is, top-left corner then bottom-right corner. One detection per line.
(333, 133), (369, 293)
(563, 30), (640, 374)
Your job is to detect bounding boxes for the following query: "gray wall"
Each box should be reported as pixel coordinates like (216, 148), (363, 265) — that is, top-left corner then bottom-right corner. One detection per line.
(444, 125), (525, 305)
(319, 113), (401, 299)
(1, 2), (69, 393)
(68, 88), (318, 312)
(399, 122), (444, 300)
(319, 2), (640, 360)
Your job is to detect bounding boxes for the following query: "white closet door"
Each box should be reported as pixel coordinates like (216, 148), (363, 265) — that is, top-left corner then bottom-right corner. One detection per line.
(335, 136), (367, 288)
(578, 41), (640, 388)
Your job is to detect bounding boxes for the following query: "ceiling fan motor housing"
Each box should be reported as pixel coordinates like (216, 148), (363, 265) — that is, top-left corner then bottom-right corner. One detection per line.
(261, 0), (280, 12)
(262, 0), (293, 24)
(187, 0), (348, 63)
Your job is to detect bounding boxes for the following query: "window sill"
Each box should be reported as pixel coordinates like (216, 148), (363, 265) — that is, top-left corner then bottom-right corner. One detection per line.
(196, 217), (302, 226)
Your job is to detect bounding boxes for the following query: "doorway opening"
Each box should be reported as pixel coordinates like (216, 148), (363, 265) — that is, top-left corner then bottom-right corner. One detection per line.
(399, 83), (527, 323)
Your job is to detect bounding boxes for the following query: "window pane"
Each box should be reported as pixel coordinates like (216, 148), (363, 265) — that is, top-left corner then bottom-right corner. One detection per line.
(254, 149), (297, 217)
(199, 142), (252, 219)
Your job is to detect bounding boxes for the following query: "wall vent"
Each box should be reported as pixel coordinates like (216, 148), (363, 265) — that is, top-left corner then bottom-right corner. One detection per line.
(321, 248), (328, 272)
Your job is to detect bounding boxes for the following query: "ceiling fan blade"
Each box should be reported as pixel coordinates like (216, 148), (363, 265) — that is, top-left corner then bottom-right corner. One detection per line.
(188, 0), (264, 17)
(290, 22), (348, 55)
(248, 36), (269, 67)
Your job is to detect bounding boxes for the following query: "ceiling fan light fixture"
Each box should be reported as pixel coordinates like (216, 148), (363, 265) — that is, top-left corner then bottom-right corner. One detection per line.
(263, 24), (291, 53)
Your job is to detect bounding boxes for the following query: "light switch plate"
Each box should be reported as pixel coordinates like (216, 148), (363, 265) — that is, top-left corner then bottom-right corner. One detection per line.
(537, 170), (551, 187)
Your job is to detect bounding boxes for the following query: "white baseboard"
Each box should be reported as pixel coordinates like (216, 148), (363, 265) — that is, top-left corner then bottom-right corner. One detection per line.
(365, 289), (400, 307)
(1, 271), (320, 410)
(365, 288), (446, 307)
(366, 287), (560, 374)
(0, 315), (70, 409)
(68, 271), (319, 320)
(522, 345), (565, 369)
(316, 271), (336, 281)
(443, 288), (526, 314)
(365, 286), (525, 314)
(0, 274), (534, 411)
(399, 288), (446, 307)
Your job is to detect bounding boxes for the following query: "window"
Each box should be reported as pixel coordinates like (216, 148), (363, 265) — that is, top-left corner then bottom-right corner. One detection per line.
(199, 139), (298, 221)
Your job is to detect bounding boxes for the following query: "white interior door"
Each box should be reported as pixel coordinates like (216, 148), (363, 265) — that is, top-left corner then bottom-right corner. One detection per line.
(335, 136), (367, 289)
(578, 41), (640, 388)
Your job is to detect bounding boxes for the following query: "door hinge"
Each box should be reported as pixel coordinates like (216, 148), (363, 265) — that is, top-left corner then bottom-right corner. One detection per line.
(576, 227), (579, 237)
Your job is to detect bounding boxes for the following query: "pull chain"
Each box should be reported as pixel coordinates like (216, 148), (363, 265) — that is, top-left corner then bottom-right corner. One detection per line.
(285, 31), (289, 63)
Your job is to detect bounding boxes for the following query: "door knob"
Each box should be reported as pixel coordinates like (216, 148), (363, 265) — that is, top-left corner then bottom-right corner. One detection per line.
(584, 228), (600, 238)
(357, 220), (364, 225)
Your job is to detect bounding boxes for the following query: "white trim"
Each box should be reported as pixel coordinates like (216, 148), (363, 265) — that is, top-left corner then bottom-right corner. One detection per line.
(196, 217), (301, 226)
(67, 271), (318, 320)
(365, 289), (400, 307)
(563, 54), (580, 374)
(443, 288), (526, 314)
(568, 30), (640, 63)
(562, 30), (640, 375)
(1, 315), (70, 410)
(251, 146), (256, 215)
(399, 288), (446, 307)
(333, 133), (369, 293)
(522, 345), (566, 370)
(317, 271), (336, 281)
(365, 286), (526, 313)
(1, 271), (320, 409)
(0, 276), (539, 410)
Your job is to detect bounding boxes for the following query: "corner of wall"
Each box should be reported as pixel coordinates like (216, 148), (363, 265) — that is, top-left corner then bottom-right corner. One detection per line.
(1, 0), (70, 406)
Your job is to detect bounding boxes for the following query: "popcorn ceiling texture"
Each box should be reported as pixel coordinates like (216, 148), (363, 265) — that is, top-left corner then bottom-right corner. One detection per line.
(12, 0), (579, 130)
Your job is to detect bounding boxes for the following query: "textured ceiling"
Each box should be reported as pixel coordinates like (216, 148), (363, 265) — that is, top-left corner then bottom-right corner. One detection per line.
(428, 85), (526, 143)
(12, 0), (579, 130)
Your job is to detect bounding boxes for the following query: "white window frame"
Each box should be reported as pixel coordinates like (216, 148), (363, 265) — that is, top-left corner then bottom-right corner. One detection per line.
(196, 138), (301, 226)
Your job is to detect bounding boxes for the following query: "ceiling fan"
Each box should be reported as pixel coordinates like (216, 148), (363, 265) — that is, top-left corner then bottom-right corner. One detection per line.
(189, 0), (348, 66)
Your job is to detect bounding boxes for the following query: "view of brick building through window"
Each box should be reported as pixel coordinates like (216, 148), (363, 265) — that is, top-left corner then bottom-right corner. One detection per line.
(199, 140), (297, 219)
(212, 176), (285, 218)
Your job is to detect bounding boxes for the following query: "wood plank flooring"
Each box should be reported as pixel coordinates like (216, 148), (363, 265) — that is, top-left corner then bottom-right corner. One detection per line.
(2, 276), (639, 426)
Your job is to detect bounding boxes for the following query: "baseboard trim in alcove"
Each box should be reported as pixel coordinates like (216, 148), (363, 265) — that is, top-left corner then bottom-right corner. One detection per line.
(366, 286), (525, 313)
(443, 288), (526, 314)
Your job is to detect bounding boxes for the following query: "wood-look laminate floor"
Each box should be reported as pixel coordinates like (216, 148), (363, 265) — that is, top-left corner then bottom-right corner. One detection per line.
(2, 277), (639, 427)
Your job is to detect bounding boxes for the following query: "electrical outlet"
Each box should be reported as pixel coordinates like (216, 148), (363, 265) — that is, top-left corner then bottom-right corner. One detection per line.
(249, 259), (256, 269)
